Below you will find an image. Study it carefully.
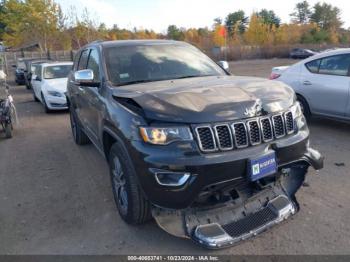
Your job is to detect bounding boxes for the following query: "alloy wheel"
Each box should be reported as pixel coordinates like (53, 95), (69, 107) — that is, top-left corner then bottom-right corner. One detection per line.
(112, 156), (128, 214)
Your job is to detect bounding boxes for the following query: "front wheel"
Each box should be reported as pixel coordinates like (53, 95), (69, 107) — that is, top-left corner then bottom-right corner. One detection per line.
(69, 107), (90, 145)
(33, 91), (39, 102)
(109, 142), (152, 224)
(41, 93), (51, 113)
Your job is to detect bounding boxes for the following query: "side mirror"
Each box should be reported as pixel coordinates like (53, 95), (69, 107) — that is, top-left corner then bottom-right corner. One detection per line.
(35, 76), (42, 81)
(74, 69), (99, 87)
(217, 61), (230, 71)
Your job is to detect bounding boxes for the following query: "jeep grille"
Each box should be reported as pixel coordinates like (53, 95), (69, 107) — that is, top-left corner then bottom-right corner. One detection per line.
(194, 110), (295, 153)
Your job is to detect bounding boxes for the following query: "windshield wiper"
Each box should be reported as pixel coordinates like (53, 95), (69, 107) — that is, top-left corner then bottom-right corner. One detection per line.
(171, 74), (215, 80)
(116, 75), (216, 87)
(117, 79), (154, 86)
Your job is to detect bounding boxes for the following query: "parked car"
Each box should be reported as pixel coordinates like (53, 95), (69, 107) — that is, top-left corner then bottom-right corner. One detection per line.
(13, 59), (26, 85)
(31, 61), (73, 113)
(23, 59), (50, 89)
(290, 48), (318, 59)
(270, 48), (350, 121)
(67, 40), (323, 249)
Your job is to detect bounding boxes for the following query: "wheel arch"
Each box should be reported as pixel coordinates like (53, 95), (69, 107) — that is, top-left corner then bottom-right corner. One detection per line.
(102, 124), (127, 162)
(296, 93), (312, 114)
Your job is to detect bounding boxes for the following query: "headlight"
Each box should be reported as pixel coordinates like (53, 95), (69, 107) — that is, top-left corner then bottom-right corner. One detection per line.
(47, 91), (63, 97)
(139, 126), (193, 145)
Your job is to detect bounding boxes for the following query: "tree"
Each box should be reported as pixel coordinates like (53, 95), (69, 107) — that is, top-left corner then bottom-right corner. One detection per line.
(244, 13), (273, 45)
(290, 1), (312, 24)
(1, 0), (63, 50)
(213, 17), (222, 26)
(167, 25), (184, 40)
(225, 10), (248, 36)
(310, 2), (342, 30)
(0, 1), (6, 40)
(212, 25), (226, 46)
(257, 9), (281, 28)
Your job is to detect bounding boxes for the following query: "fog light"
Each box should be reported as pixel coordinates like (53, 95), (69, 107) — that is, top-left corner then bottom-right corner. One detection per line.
(154, 171), (191, 187)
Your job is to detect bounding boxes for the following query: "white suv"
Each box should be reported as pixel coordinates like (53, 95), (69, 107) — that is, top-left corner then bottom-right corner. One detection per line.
(31, 61), (73, 113)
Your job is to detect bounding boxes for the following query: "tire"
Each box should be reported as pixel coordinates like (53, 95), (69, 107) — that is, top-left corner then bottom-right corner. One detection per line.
(297, 95), (311, 120)
(33, 91), (39, 102)
(109, 142), (152, 224)
(69, 107), (90, 145)
(41, 93), (51, 113)
(5, 123), (12, 138)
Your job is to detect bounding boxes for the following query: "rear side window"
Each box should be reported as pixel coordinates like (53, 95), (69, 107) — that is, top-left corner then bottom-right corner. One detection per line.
(305, 59), (321, 73)
(306, 54), (350, 76)
(78, 49), (90, 70)
(319, 55), (350, 76)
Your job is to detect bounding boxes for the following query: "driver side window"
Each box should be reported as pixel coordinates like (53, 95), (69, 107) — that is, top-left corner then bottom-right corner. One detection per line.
(34, 65), (42, 78)
(87, 49), (100, 81)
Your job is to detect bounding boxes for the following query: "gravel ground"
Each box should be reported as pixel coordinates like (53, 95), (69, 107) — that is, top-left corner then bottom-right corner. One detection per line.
(0, 59), (349, 255)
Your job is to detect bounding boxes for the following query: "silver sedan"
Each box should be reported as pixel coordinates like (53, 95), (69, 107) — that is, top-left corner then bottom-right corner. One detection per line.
(270, 48), (350, 121)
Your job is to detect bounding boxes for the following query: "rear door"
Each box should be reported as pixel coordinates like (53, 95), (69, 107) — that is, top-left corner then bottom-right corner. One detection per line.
(300, 54), (350, 117)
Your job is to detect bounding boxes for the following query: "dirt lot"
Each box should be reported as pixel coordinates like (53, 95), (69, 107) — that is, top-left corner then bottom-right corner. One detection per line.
(0, 59), (349, 255)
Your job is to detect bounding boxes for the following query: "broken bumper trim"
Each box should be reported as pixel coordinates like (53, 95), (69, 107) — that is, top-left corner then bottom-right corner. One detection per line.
(192, 195), (296, 249)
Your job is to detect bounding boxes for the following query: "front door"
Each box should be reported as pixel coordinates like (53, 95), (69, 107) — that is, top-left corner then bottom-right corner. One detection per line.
(31, 64), (42, 100)
(83, 48), (103, 143)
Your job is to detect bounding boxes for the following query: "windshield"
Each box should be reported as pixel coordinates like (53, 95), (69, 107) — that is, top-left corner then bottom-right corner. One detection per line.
(104, 43), (226, 86)
(44, 65), (72, 79)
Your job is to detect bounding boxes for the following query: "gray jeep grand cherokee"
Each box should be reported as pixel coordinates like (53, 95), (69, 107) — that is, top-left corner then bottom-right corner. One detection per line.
(66, 40), (323, 249)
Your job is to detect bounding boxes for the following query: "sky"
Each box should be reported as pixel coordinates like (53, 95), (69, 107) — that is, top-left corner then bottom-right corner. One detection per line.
(56, 0), (350, 33)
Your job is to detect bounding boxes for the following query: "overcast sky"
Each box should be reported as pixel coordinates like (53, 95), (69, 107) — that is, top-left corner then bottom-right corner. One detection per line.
(56, 0), (350, 33)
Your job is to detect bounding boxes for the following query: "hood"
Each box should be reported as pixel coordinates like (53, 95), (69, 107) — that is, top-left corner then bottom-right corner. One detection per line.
(112, 76), (295, 123)
(44, 78), (68, 93)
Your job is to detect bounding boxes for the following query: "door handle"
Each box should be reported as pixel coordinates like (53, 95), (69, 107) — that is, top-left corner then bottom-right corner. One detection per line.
(303, 80), (312, 85)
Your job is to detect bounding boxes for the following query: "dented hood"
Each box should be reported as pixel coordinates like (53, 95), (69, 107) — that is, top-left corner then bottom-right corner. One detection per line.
(112, 75), (295, 123)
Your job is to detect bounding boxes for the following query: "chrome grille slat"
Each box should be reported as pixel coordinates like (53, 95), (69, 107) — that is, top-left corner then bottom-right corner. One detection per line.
(284, 111), (294, 134)
(272, 114), (285, 138)
(232, 122), (248, 148)
(247, 119), (261, 145)
(195, 126), (217, 152)
(260, 117), (273, 142)
(194, 109), (297, 153)
(214, 124), (234, 150)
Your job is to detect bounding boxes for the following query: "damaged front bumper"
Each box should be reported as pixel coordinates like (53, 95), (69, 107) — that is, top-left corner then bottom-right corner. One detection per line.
(152, 148), (323, 249)
(193, 195), (295, 248)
